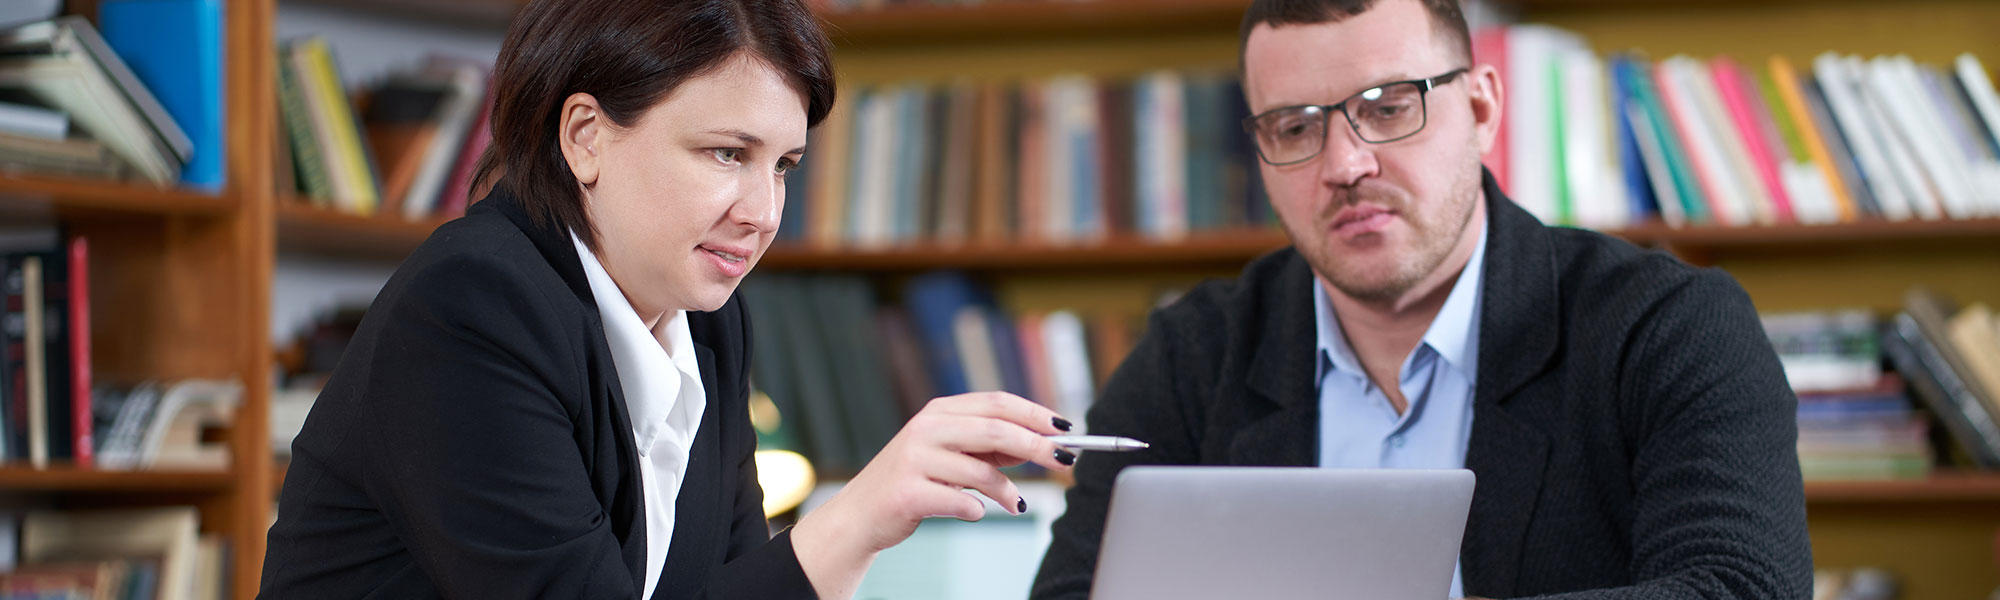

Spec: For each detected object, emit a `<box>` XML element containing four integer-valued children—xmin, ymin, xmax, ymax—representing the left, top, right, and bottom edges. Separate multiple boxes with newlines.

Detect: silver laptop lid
<box><xmin>1091</xmin><ymin>466</ymin><xmax>1474</xmax><ymax>600</ymax></box>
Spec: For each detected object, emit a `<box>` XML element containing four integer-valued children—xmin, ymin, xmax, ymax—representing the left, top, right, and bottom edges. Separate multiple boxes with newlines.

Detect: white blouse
<box><xmin>571</xmin><ymin>232</ymin><xmax>707</xmax><ymax>600</ymax></box>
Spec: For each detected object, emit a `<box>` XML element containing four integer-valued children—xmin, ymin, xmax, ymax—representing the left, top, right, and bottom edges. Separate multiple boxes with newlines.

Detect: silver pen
<box><xmin>1045</xmin><ymin>434</ymin><xmax>1150</xmax><ymax>452</ymax></box>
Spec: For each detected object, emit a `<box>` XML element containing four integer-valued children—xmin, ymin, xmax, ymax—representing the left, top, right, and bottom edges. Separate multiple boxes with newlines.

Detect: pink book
<box><xmin>1652</xmin><ymin>64</ymin><xmax>1732</xmax><ymax>223</ymax></box>
<box><xmin>1471</xmin><ymin>27</ymin><xmax>1510</xmax><ymax>191</ymax></box>
<box><xmin>1710</xmin><ymin>57</ymin><xmax>1795</xmax><ymax>222</ymax></box>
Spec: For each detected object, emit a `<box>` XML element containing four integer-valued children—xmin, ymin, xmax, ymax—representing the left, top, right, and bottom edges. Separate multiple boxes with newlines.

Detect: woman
<box><xmin>258</xmin><ymin>0</ymin><xmax>1074</xmax><ymax>597</ymax></box>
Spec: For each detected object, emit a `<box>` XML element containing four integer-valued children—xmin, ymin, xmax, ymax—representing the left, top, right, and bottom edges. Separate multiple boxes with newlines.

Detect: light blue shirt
<box><xmin>1313</xmin><ymin>216</ymin><xmax>1486</xmax><ymax>598</ymax></box>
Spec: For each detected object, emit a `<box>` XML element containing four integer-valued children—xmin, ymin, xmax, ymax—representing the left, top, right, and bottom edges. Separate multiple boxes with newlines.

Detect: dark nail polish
<box><xmin>1017</xmin><ymin>497</ymin><xmax>1028</xmax><ymax>513</ymax></box>
<box><xmin>1052</xmin><ymin>417</ymin><xmax>1073</xmax><ymax>432</ymax></box>
<box><xmin>1055</xmin><ymin>448</ymin><xmax>1076</xmax><ymax>466</ymax></box>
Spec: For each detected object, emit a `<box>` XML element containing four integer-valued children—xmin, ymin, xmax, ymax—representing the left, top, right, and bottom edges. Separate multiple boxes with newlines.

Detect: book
<box><xmin>0</xmin><ymin>18</ymin><xmax>184</xmax><ymax>183</ymax></box>
<box><xmin>0</xmin><ymin>98</ymin><xmax>64</xmax><ymax>139</ymax></box>
<box><xmin>1767</xmin><ymin>55</ymin><xmax>1859</xmax><ymax>222</ymax></box>
<box><xmin>399</xmin><ymin>60</ymin><xmax>488</xmax><ymax>220</ymax></box>
<box><xmin>21</xmin><ymin>507</ymin><xmax>199</xmax><ymax>600</ymax></box>
<box><xmin>98</xmin><ymin>0</ymin><xmax>224</xmax><ymax>190</ymax></box>
<box><xmin>0</xmin><ymin>16</ymin><xmax>190</xmax><ymax>159</ymax></box>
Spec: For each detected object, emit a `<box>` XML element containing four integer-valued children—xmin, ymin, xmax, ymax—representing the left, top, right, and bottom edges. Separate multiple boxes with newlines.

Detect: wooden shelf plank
<box><xmin>1804</xmin><ymin>472</ymin><xmax>2000</xmax><ymax>503</ymax></box>
<box><xmin>0</xmin><ymin>173</ymin><xmax>234</xmax><ymax>218</ymax></box>
<box><xmin>760</xmin><ymin>228</ymin><xmax>1292</xmax><ymax>270</ymax></box>
<box><xmin>0</xmin><ymin>466</ymin><xmax>234</xmax><ymax>492</ymax></box>
<box><xmin>1613</xmin><ymin>217</ymin><xmax>2000</xmax><ymax>248</ymax></box>
<box><xmin>820</xmin><ymin>0</ymin><xmax>1250</xmax><ymax>45</ymax></box>
<box><xmin>276</xmin><ymin>201</ymin><xmax>449</xmax><ymax>260</ymax></box>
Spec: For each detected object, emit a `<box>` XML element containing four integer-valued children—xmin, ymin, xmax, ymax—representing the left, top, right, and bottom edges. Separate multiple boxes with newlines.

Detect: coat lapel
<box><xmin>1461</xmin><ymin>170</ymin><xmax>1558</xmax><ymax>597</ymax></box>
<box><xmin>484</xmin><ymin>187</ymin><xmax>650</xmax><ymax>593</ymax></box>
<box><xmin>1234</xmin><ymin>253</ymin><xmax>1320</xmax><ymax>468</ymax></box>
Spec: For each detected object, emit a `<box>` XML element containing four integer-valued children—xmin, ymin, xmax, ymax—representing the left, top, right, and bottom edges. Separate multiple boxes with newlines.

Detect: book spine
<box><xmin>66</xmin><ymin>239</ymin><xmax>89</xmax><ymax>469</ymax></box>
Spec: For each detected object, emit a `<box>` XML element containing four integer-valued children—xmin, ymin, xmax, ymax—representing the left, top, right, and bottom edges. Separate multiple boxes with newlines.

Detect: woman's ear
<box><xmin>558</xmin><ymin>92</ymin><xmax>605</xmax><ymax>185</ymax></box>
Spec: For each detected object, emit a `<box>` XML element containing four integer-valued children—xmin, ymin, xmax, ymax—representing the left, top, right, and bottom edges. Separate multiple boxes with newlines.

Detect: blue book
<box><xmin>902</xmin><ymin>271</ymin><xmax>993</xmax><ymax>397</ymax></box>
<box><xmin>99</xmin><ymin>0</ymin><xmax>223</xmax><ymax>190</ymax></box>
<box><xmin>1608</xmin><ymin>56</ymin><xmax>1660</xmax><ymax>222</ymax></box>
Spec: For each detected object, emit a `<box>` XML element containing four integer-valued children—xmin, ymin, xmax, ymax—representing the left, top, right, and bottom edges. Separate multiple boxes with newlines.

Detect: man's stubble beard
<box><xmin>1293</xmin><ymin>162</ymin><xmax>1482</xmax><ymax>305</ymax></box>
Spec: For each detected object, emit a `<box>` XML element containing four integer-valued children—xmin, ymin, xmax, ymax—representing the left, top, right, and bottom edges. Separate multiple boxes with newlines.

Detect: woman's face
<box><xmin>563</xmin><ymin>52</ymin><xmax>807</xmax><ymax>318</ymax></box>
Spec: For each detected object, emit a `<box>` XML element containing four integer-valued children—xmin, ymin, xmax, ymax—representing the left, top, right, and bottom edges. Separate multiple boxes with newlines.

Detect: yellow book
<box><xmin>300</xmin><ymin>38</ymin><xmax>379</xmax><ymax>215</ymax></box>
<box><xmin>1767</xmin><ymin>55</ymin><xmax>1857</xmax><ymax>222</ymax></box>
<box><xmin>1947</xmin><ymin>304</ymin><xmax>2000</xmax><ymax>424</ymax></box>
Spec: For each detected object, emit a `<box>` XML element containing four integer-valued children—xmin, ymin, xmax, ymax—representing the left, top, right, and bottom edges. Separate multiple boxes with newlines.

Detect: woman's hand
<box><xmin>789</xmin><ymin>391</ymin><xmax>1075</xmax><ymax>600</ymax></box>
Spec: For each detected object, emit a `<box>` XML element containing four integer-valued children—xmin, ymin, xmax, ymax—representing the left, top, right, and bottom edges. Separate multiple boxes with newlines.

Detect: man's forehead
<box><xmin>1243</xmin><ymin>21</ymin><xmax>1440</xmax><ymax>111</ymax></box>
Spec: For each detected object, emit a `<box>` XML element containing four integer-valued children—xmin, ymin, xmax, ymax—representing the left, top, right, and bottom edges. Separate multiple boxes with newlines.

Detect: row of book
<box><xmin>740</xmin><ymin>272</ymin><xmax>1144</xmax><ymax>473</ymax></box>
<box><xmin>1483</xmin><ymin>25</ymin><xmax>2000</xmax><ymax>229</ymax></box>
<box><xmin>779</xmin><ymin>72</ymin><xmax>1272</xmax><ymax>248</ymax></box>
<box><xmin>1</xmin><ymin>229</ymin><xmax>241</xmax><ymax>470</ymax></box>
<box><xmin>0</xmin><ymin>8</ymin><xmax>218</xmax><ymax>188</ymax></box>
<box><xmin>277</xmin><ymin>38</ymin><xmax>494</xmax><ymax>222</ymax></box>
<box><xmin>0</xmin><ymin>507</ymin><xmax>229</xmax><ymax>600</ymax></box>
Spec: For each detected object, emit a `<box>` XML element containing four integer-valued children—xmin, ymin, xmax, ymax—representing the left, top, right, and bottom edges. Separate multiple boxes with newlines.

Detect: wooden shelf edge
<box><xmin>819</xmin><ymin>0</ymin><xmax>1249</xmax><ymax>45</ymax></box>
<box><xmin>0</xmin><ymin>466</ymin><xmax>235</xmax><ymax>492</ymax></box>
<box><xmin>0</xmin><ymin>173</ymin><xmax>233</xmax><ymax>217</ymax></box>
<box><xmin>276</xmin><ymin>201</ymin><xmax>450</xmax><ymax>260</ymax></box>
<box><xmin>760</xmin><ymin>228</ymin><xmax>1291</xmax><ymax>270</ymax></box>
<box><xmin>1804</xmin><ymin>472</ymin><xmax>2000</xmax><ymax>503</ymax></box>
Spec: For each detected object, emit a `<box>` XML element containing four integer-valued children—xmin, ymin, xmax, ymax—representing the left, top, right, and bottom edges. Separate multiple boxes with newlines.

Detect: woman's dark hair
<box><xmin>474</xmin><ymin>0</ymin><xmax>837</xmax><ymax>249</ymax></box>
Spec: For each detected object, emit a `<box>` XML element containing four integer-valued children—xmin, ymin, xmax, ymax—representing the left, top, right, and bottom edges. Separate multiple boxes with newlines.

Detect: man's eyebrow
<box><xmin>703</xmin><ymin>128</ymin><xmax>805</xmax><ymax>154</ymax></box>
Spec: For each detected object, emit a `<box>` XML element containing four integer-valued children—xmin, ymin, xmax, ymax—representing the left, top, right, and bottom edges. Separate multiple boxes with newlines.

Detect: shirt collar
<box><xmin>1314</xmin><ymin>212</ymin><xmax>1487</xmax><ymax>385</ymax></box>
<box><xmin>570</xmin><ymin>231</ymin><xmax>703</xmax><ymax>446</ymax></box>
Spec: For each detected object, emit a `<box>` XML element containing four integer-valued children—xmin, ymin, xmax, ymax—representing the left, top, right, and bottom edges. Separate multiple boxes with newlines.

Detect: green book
<box><xmin>276</xmin><ymin>48</ymin><xmax>332</xmax><ymax>202</ymax></box>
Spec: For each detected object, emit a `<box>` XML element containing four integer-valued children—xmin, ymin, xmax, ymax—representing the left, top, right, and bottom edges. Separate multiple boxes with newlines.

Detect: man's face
<box><xmin>1243</xmin><ymin>0</ymin><xmax>1497</xmax><ymax>304</ymax></box>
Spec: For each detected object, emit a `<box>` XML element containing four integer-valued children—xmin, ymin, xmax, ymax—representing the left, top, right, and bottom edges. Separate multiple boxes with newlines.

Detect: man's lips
<box><xmin>1330</xmin><ymin>205</ymin><xmax>1397</xmax><ymax>236</ymax></box>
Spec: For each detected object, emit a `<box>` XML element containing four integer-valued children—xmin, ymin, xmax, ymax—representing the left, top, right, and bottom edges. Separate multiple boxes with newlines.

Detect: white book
<box><xmin>22</xmin><ymin>256</ymin><xmax>46</xmax><ymax>469</ymax></box>
<box><xmin>0</xmin><ymin>99</ymin><xmax>65</xmax><ymax>140</ymax></box>
<box><xmin>953</xmin><ymin>307</ymin><xmax>1002</xmax><ymax>393</ymax></box>
<box><xmin>136</xmin><ymin>379</ymin><xmax>241</xmax><ymax>470</ymax></box>
<box><xmin>1676</xmin><ymin>57</ymin><xmax>1773</xmax><ymax>225</ymax></box>
<box><xmin>1137</xmin><ymin>71</ymin><xmax>1187</xmax><ymax>239</ymax></box>
<box><xmin>1505</xmin><ymin>25</ymin><xmax>1582</xmax><ymax>224</ymax></box>
<box><xmin>1957</xmin><ymin>54</ymin><xmax>2000</xmax><ymax>162</ymax></box>
<box><xmin>856</xmin><ymin>90</ymin><xmax>899</xmax><ymax>247</ymax></box>
<box><xmin>1656</xmin><ymin>57</ymin><xmax>1749</xmax><ymax>226</ymax></box>
<box><xmin>1847</xmin><ymin>55</ymin><xmax>1943</xmax><ymax>220</ymax></box>
<box><xmin>1625</xmin><ymin>102</ymin><xmax>1687</xmax><ymax>227</ymax></box>
<box><xmin>0</xmin><ymin>17</ymin><xmax>191</xmax><ymax>159</ymax></box>
<box><xmin>1559</xmin><ymin>49</ymin><xmax>1627</xmax><ymax>229</ymax></box>
<box><xmin>1813</xmin><ymin>53</ymin><xmax>1912</xmax><ymax>220</ymax></box>
<box><xmin>0</xmin><ymin>55</ymin><xmax>178</xmax><ymax>183</ymax></box>
<box><xmin>1041</xmin><ymin>311</ymin><xmax>1096</xmax><ymax>434</ymax></box>
<box><xmin>1043</xmin><ymin>77</ymin><xmax>1080</xmax><ymax>242</ymax></box>
<box><xmin>1871</xmin><ymin>57</ymin><xmax>1980</xmax><ymax>219</ymax></box>
<box><xmin>1916</xmin><ymin>64</ymin><xmax>2000</xmax><ymax>209</ymax></box>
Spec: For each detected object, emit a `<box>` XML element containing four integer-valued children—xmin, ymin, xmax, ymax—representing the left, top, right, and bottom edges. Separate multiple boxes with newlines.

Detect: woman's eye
<box><xmin>712</xmin><ymin>148</ymin><xmax>742</xmax><ymax>164</ymax></box>
<box><xmin>775</xmin><ymin>157</ymin><xmax>799</xmax><ymax>175</ymax></box>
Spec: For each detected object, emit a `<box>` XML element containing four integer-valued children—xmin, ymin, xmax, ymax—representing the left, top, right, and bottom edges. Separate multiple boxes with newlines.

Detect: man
<box><xmin>1028</xmin><ymin>0</ymin><xmax>1812</xmax><ymax>598</ymax></box>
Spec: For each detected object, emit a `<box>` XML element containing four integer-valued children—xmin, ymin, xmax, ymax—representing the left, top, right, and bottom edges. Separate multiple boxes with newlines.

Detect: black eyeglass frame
<box><xmin>1241</xmin><ymin>67</ymin><xmax>1470</xmax><ymax>166</ymax></box>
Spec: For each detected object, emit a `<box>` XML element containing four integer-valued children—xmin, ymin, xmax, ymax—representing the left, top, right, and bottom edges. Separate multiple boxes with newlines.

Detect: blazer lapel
<box><xmin>655</xmin><ymin>341</ymin><xmax>724</xmax><ymax>599</ymax></box>
<box><xmin>1234</xmin><ymin>253</ymin><xmax>1320</xmax><ymax>468</ymax></box>
<box><xmin>1461</xmin><ymin>170</ymin><xmax>1559</xmax><ymax>597</ymax></box>
<box><xmin>482</xmin><ymin>187</ymin><xmax>651</xmax><ymax>591</ymax></box>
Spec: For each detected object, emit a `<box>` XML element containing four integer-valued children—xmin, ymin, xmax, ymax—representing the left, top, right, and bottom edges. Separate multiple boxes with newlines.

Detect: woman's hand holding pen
<box><xmin>790</xmin><ymin>391</ymin><xmax>1075</xmax><ymax>600</ymax></box>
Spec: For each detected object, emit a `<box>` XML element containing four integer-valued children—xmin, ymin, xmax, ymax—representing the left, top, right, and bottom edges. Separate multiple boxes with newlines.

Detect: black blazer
<box><xmin>261</xmin><ymin>186</ymin><xmax>815</xmax><ymax>599</ymax></box>
<box><xmin>1031</xmin><ymin>171</ymin><xmax>1813</xmax><ymax>599</ymax></box>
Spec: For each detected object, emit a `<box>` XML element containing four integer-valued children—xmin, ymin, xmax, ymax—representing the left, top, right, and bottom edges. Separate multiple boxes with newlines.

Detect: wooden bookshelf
<box><xmin>1805</xmin><ymin>472</ymin><xmax>2000</xmax><ymax>504</ymax></box>
<box><xmin>0</xmin><ymin>173</ymin><xmax>234</xmax><ymax>218</ymax></box>
<box><xmin>0</xmin><ymin>467</ymin><xmax>234</xmax><ymax>493</ymax></box>
<box><xmin>276</xmin><ymin>201</ymin><xmax>449</xmax><ymax>259</ymax></box>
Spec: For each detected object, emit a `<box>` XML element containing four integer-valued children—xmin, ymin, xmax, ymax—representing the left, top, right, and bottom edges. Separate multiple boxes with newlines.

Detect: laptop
<box><xmin>1090</xmin><ymin>466</ymin><xmax>1475</xmax><ymax>600</ymax></box>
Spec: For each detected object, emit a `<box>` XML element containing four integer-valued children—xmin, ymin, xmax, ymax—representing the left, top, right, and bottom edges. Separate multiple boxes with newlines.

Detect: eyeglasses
<box><xmin>1242</xmin><ymin>68</ymin><xmax>1469</xmax><ymax>166</ymax></box>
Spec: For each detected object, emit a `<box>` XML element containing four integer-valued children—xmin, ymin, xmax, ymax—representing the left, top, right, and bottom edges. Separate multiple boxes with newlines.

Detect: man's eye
<box><xmin>712</xmin><ymin>148</ymin><xmax>742</xmax><ymax>164</ymax></box>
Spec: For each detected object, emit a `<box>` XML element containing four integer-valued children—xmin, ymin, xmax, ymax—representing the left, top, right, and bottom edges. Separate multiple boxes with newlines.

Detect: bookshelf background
<box><xmin>0</xmin><ymin>0</ymin><xmax>1994</xmax><ymax>598</ymax></box>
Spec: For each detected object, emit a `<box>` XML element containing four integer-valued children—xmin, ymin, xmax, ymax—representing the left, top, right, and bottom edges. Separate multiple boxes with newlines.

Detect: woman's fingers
<box><xmin>912</xmin><ymin>479</ymin><xmax>989</xmax><ymax>522</ymax></box>
<box><xmin>921</xmin><ymin>413</ymin><xmax>1072</xmax><ymax>472</ymax></box>
<box><xmin>925</xmin><ymin>391</ymin><xmax>1070</xmax><ymax>436</ymax></box>
<box><xmin>922</xmin><ymin>450</ymin><xmax>1023</xmax><ymax>516</ymax></box>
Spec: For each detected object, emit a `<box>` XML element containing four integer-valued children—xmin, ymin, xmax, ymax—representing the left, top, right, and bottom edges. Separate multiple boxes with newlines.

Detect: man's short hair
<box><xmin>1239</xmin><ymin>0</ymin><xmax>1472</xmax><ymax>68</ymax></box>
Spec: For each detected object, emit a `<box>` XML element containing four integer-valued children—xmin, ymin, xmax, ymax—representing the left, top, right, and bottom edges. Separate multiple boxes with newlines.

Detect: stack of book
<box><xmin>1478</xmin><ymin>25</ymin><xmax>2000</xmax><ymax>229</ymax></box>
<box><xmin>277</xmin><ymin>37</ymin><xmax>493</xmax><ymax>221</ymax></box>
<box><xmin>1765</xmin><ymin>310</ymin><xmax>1932</xmax><ymax>481</ymax></box>
<box><xmin>1882</xmin><ymin>289</ymin><xmax>2000</xmax><ymax>471</ymax></box>
<box><xmin>780</xmin><ymin>72</ymin><xmax>1270</xmax><ymax>249</ymax></box>
<box><xmin>0</xmin><ymin>507</ymin><xmax>228</xmax><ymax>599</ymax></box>
<box><xmin>740</xmin><ymin>271</ymin><xmax>1140</xmax><ymax>474</ymax></box>
<box><xmin>0</xmin><ymin>15</ymin><xmax>195</xmax><ymax>186</ymax></box>
<box><xmin>2</xmin><ymin>232</ymin><xmax>92</xmax><ymax>470</ymax></box>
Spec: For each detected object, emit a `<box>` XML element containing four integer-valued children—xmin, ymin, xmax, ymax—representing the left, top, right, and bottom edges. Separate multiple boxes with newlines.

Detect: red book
<box><xmin>66</xmin><ymin>238</ymin><xmax>90</xmax><ymax>469</ymax></box>
<box><xmin>436</xmin><ymin>81</ymin><xmax>497</xmax><ymax>219</ymax></box>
